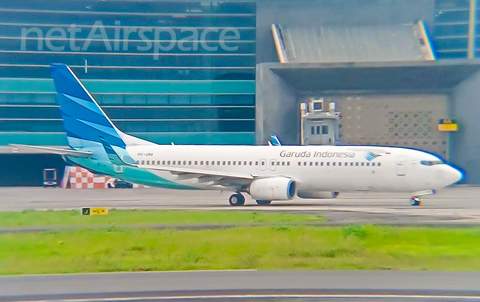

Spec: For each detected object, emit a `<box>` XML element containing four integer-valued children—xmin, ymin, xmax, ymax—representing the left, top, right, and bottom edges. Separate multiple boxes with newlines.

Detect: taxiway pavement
<box><xmin>2</xmin><ymin>270</ymin><xmax>480</xmax><ymax>301</ymax></box>
<box><xmin>0</xmin><ymin>186</ymin><xmax>480</xmax><ymax>225</ymax></box>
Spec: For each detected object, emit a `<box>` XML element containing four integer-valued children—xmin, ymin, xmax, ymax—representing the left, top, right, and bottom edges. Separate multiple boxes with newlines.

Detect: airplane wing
<box><xmin>10</xmin><ymin>144</ymin><xmax>93</xmax><ymax>157</ymax></box>
<box><xmin>145</xmin><ymin>165</ymin><xmax>254</xmax><ymax>180</ymax></box>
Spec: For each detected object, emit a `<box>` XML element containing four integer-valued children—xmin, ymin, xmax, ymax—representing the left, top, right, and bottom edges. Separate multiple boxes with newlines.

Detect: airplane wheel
<box><xmin>229</xmin><ymin>193</ymin><xmax>245</xmax><ymax>206</ymax></box>
<box><xmin>410</xmin><ymin>196</ymin><xmax>422</xmax><ymax>206</ymax></box>
<box><xmin>256</xmin><ymin>200</ymin><xmax>272</xmax><ymax>206</ymax></box>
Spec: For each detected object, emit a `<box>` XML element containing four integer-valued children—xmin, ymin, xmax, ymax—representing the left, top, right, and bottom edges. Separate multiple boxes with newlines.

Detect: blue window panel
<box><xmin>98</xmin><ymin>94</ymin><xmax>124</xmax><ymax>105</ymax></box>
<box><xmin>191</xmin><ymin>95</ymin><xmax>212</xmax><ymax>105</ymax></box>
<box><xmin>124</xmin><ymin>95</ymin><xmax>147</xmax><ymax>105</ymax></box>
<box><xmin>8</xmin><ymin>94</ymin><xmax>34</xmax><ymax>104</ymax></box>
<box><xmin>233</xmin><ymin>95</ymin><xmax>254</xmax><ymax>105</ymax></box>
<box><xmin>0</xmin><ymin>66</ymin><xmax>255</xmax><ymax>81</ymax></box>
<box><xmin>169</xmin><ymin>95</ymin><xmax>190</xmax><ymax>105</ymax></box>
<box><xmin>0</xmin><ymin>12</ymin><xmax>256</xmax><ymax>27</ymax></box>
<box><xmin>146</xmin><ymin>95</ymin><xmax>169</xmax><ymax>105</ymax></box>
<box><xmin>214</xmin><ymin>95</ymin><xmax>234</xmax><ymax>105</ymax></box>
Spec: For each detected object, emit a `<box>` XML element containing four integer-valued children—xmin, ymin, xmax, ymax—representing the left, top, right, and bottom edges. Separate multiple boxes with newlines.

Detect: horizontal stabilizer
<box><xmin>10</xmin><ymin>144</ymin><xmax>93</xmax><ymax>157</ymax></box>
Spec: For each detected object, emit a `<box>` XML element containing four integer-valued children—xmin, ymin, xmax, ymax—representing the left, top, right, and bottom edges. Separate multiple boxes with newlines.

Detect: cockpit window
<box><xmin>420</xmin><ymin>160</ymin><xmax>443</xmax><ymax>166</ymax></box>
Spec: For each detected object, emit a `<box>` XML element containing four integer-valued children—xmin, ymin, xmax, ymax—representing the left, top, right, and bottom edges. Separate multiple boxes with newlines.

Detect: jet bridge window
<box><xmin>322</xmin><ymin>126</ymin><xmax>329</xmax><ymax>134</ymax></box>
<box><xmin>316</xmin><ymin>126</ymin><xmax>321</xmax><ymax>135</ymax></box>
<box><xmin>311</xmin><ymin>126</ymin><xmax>315</xmax><ymax>135</ymax></box>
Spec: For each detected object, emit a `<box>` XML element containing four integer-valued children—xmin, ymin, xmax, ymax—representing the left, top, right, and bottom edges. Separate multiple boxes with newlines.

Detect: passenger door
<box><xmin>396</xmin><ymin>156</ymin><xmax>407</xmax><ymax>176</ymax></box>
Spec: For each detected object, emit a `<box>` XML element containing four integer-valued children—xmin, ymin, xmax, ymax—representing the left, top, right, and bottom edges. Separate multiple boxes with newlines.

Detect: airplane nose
<box><xmin>447</xmin><ymin>165</ymin><xmax>463</xmax><ymax>184</ymax></box>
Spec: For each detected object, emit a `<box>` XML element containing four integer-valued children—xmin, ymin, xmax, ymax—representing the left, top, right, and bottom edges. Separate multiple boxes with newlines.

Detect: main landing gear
<box><xmin>229</xmin><ymin>193</ymin><xmax>245</xmax><ymax>206</ymax></box>
<box><xmin>228</xmin><ymin>193</ymin><xmax>272</xmax><ymax>206</ymax></box>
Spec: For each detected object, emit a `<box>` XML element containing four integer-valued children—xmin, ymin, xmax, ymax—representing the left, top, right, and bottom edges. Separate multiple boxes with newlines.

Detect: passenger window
<box><xmin>327</xmin><ymin>162</ymin><xmax>330</xmax><ymax>166</ymax></box>
<box><xmin>287</xmin><ymin>162</ymin><xmax>290</xmax><ymax>166</ymax></box>
<box><xmin>146</xmin><ymin>161</ymin><xmax>150</xmax><ymax>165</ymax></box>
<box><xmin>188</xmin><ymin>161</ymin><xmax>191</xmax><ymax>165</ymax></box>
<box><xmin>333</xmin><ymin>162</ymin><xmax>336</xmax><ymax>166</ymax></box>
<box><xmin>345</xmin><ymin>162</ymin><xmax>348</xmax><ymax>166</ymax></box>
<box><xmin>282</xmin><ymin>162</ymin><xmax>285</xmax><ymax>166</ymax></box>
<box><xmin>339</xmin><ymin>162</ymin><xmax>342</xmax><ymax>166</ymax></box>
<box><xmin>228</xmin><ymin>161</ymin><xmax>231</xmax><ymax>165</ymax></box>
<box><xmin>238</xmin><ymin>161</ymin><xmax>241</xmax><ymax>166</ymax></box>
<box><xmin>366</xmin><ymin>162</ymin><xmax>370</xmax><ymax>166</ymax></box>
<box><xmin>321</xmin><ymin>162</ymin><xmax>324</xmax><ymax>166</ymax></box>
<box><xmin>361</xmin><ymin>162</ymin><xmax>364</xmax><ymax>166</ymax></box>
<box><xmin>255</xmin><ymin>161</ymin><xmax>258</xmax><ymax>165</ymax></box>
<box><xmin>218</xmin><ymin>161</ymin><xmax>221</xmax><ymax>165</ymax></box>
<box><xmin>315</xmin><ymin>162</ymin><xmax>318</xmax><ymax>166</ymax></box>
<box><xmin>233</xmin><ymin>161</ymin><xmax>236</xmax><ymax>165</ymax></box>
<box><xmin>162</xmin><ymin>161</ymin><xmax>165</xmax><ymax>165</ymax></box>
<box><xmin>182</xmin><ymin>161</ymin><xmax>185</xmax><ymax>165</ymax></box>
<box><xmin>378</xmin><ymin>163</ymin><xmax>382</xmax><ymax>167</ymax></box>
<box><xmin>194</xmin><ymin>161</ymin><xmax>197</xmax><ymax>165</ymax></box>
<box><xmin>298</xmin><ymin>162</ymin><xmax>301</xmax><ymax>166</ymax></box>
<box><xmin>355</xmin><ymin>162</ymin><xmax>359</xmax><ymax>166</ymax></box>
<box><xmin>167</xmin><ymin>161</ymin><xmax>170</xmax><ymax>165</ymax></box>
<box><xmin>310</xmin><ymin>162</ymin><xmax>313</xmax><ymax>166</ymax></box>
<box><xmin>211</xmin><ymin>161</ymin><xmax>214</xmax><ymax>165</ymax></box>
<box><xmin>304</xmin><ymin>162</ymin><xmax>307</xmax><ymax>166</ymax></box>
<box><xmin>141</xmin><ymin>160</ymin><xmax>145</xmax><ymax>165</ymax></box>
<box><xmin>223</xmin><ymin>161</ymin><xmax>226</xmax><ymax>165</ymax></box>
<box><xmin>350</xmin><ymin>162</ymin><xmax>353</xmax><ymax>166</ymax></box>
<box><xmin>249</xmin><ymin>161</ymin><xmax>252</xmax><ymax>165</ymax></box>
<box><xmin>244</xmin><ymin>161</ymin><xmax>247</xmax><ymax>165</ymax></box>
<box><xmin>206</xmin><ymin>161</ymin><xmax>209</xmax><ymax>165</ymax></box>
<box><xmin>173</xmin><ymin>161</ymin><xmax>176</xmax><ymax>165</ymax></box>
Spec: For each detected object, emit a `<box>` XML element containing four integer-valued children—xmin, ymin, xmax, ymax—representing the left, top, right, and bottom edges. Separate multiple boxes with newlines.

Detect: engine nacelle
<box><xmin>297</xmin><ymin>190</ymin><xmax>339</xmax><ymax>199</ymax></box>
<box><xmin>249</xmin><ymin>177</ymin><xmax>296</xmax><ymax>200</ymax></box>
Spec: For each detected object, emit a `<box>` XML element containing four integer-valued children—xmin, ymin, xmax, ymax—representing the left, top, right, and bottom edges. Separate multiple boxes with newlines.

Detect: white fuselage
<box><xmin>127</xmin><ymin>145</ymin><xmax>462</xmax><ymax>194</ymax></box>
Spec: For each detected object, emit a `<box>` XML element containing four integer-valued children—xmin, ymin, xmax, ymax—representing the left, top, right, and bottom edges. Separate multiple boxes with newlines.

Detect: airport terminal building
<box><xmin>2</xmin><ymin>0</ymin><xmax>480</xmax><ymax>185</ymax></box>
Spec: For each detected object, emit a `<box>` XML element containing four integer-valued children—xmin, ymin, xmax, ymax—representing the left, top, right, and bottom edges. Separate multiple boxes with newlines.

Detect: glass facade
<box><xmin>0</xmin><ymin>0</ymin><xmax>256</xmax><ymax>145</ymax></box>
<box><xmin>431</xmin><ymin>0</ymin><xmax>474</xmax><ymax>59</ymax></box>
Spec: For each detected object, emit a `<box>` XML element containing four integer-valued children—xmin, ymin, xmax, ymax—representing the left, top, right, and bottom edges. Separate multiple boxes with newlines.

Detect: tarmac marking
<box><xmin>12</xmin><ymin>294</ymin><xmax>480</xmax><ymax>301</ymax></box>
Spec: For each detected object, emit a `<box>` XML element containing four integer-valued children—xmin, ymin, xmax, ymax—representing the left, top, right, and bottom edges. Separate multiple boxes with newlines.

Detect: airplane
<box><xmin>12</xmin><ymin>64</ymin><xmax>463</xmax><ymax>207</ymax></box>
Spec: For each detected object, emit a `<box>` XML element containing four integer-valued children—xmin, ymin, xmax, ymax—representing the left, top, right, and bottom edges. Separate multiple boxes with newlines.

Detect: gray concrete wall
<box><xmin>451</xmin><ymin>71</ymin><xmax>480</xmax><ymax>184</ymax></box>
<box><xmin>256</xmin><ymin>64</ymin><xmax>298</xmax><ymax>145</ymax></box>
<box><xmin>256</xmin><ymin>0</ymin><xmax>435</xmax><ymax>63</ymax></box>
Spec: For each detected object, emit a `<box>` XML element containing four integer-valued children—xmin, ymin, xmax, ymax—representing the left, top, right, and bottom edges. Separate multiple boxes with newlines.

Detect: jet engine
<box><xmin>297</xmin><ymin>190</ymin><xmax>339</xmax><ymax>199</ymax></box>
<box><xmin>249</xmin><ymin>177</ymin><xmax>296</xmax><ymax>200</ymax></box>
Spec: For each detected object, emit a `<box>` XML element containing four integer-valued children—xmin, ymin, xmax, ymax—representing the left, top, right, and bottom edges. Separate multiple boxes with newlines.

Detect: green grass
<box><xmin>0</xmin><ymin>210</ymin><xmax>325</xmax><ymax>228</ymax></box>
<box><xmin>1</xmin><ymin>225</ymin><xmax>480</xmax><ymax>275</ymax></box>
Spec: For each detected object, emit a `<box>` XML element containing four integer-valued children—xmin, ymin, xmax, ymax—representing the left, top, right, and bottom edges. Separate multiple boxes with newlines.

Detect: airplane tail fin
<box><xmin>50</xmin><ymin>63</ymin><xmax>153</xmax><ymax>151</ymax></box>
<box><xmin>270</xmin><ymin>133</ymin><xmax>282</xmax><ymax>146</ymax></box>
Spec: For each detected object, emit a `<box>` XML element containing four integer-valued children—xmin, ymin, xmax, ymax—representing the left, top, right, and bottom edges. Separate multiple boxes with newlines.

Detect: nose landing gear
<box><xmin>410</xmin><ymin>196</ymin><xmax>422</xmax><ymax>206</ymax></box>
